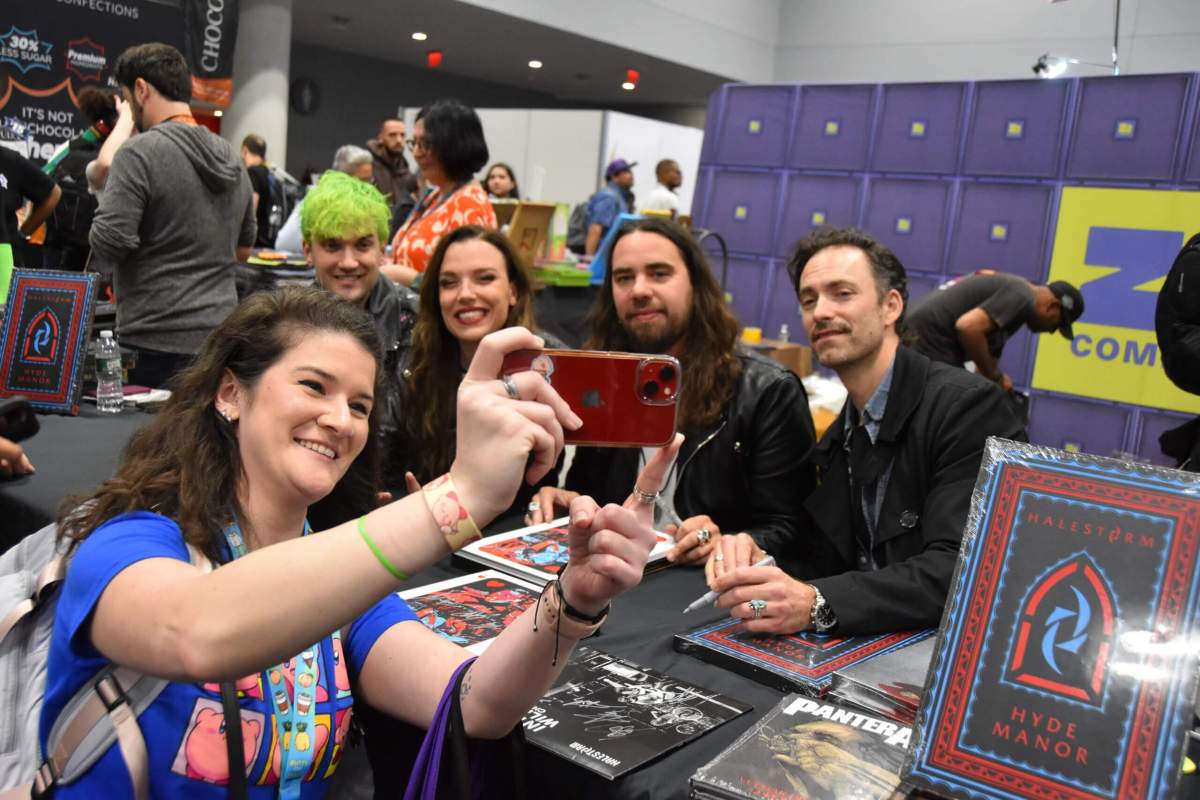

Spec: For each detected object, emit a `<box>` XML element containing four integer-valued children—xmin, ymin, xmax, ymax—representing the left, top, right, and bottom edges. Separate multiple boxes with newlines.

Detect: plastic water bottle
<box><xmin>96</xmin><ymin>330</ymin><xmax>123</xmax><ymax>413</ymax></box>
<box><xmin>778</xmin><ymin>323</ymin><xmax>790</xmax><ymax>343</ymax></box>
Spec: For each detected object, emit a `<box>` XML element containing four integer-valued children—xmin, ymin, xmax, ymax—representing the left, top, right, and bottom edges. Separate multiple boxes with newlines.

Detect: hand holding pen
<box><xmin>682</xmin><ymin>555</ymin><xmax>775</xmax><ymax>613</ymax></box>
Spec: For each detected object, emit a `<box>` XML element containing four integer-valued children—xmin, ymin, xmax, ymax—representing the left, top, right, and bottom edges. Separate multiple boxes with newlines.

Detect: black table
<box><xmin>395</xmin><ymin>557</ymin><xmax>790</xmax><ymax>800</ymax></box>
<box><xmin>0</xmin><ymin>406</ymin><xmax>149</xmax><ymax>552</ymax></box>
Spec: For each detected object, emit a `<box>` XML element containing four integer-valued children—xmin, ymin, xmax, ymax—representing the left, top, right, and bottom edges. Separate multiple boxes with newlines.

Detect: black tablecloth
<box><xmin>0</xmin><ymin>407</ymin><xmax>149</xmax><ymax>552</ymax></box>
<box><xmin>397</xmin><ymin>557</ymin><xmax>786</xmax><ymax>800</ymax></box>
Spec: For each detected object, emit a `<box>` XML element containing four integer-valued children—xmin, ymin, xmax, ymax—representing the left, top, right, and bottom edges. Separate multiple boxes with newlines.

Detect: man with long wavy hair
<box><xmin>530</xmin><ymin>217</ymin><xmax>816</xmax><ymax>567</ymax></box>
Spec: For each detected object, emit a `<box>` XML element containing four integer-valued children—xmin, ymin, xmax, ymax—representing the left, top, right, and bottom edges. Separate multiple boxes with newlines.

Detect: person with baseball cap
<box><xmin>905</xmin><ymin>269</ymin><xmax>1084</xmax><ymax>392</ymax></box>
<box><xmin>583</xmin><ymin>157</ymin><xmax>637</xmax><ymax>255</ymax></box>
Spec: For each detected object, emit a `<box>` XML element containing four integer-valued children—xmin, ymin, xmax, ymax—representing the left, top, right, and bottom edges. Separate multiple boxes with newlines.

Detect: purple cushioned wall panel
<box><xmin>700</xmin><ymin>170</ymin><xmax>781</xmax><ymax>256</ymax></box>
<box><xmin>789</xmin><ymin>84</ymin><xmax>877</xmax><ymax>171</ymax></box>
<box><xmin>962</xmin><ymin>80</ymin><xmax>1069</xmax><ymax>178</ymax></box>
<box><xmin>1026</xmin><ymin>394</ymin><xmax>1131</xmax><ymax>457</ymax></box>
<box><xmin>1135</xmin><ymin>409</ymin><xmax>1194</xmax><ymax>466</ymax></box>
<box><xmin>949</xmin><ymin>182</ymin><xmax>1053</xmax><ymax>281</ymax></box>
<box><xmin>1066</xmin><ymin>73</ymin><xmax>1190</xmax><ymax>181</ymax></box>
<box><xmin>905</xmin><ymin>271</ymin><xmax>944</xmax><ymax>309</ymax></box>
<box><xmin>714</xmin><ymin>254</ymin><xmax>770</xmax><ymax>328</ymax></box>
<box><xmin>761</xmin><ymin>260</ymin><xmax>804</xmax><ymax>344</ymax></box>
<box><xmin>871</xmin><ymin>83</ymin><xmax>966</xmax><ymax>174</ymax></box>
<box><xmin>862</xmin><ymin>178</ymin><xmax>952</xmax><ymax>272</ymax></box>
<box><xmin>774</xmin><ymin>174</ymin><xmax>864</xmax><ymax>258</ymax></box>
<box><xmin>714</xmin><ymin>86</ymin><xmax>794</xmax><ymax>167</ymax></box>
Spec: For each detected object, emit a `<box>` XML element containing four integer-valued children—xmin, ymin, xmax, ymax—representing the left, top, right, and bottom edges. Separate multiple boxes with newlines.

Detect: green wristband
<box><xmin>357</xmin><ymin>515</ymin><xmax>408</xmax><ymax>581</ymax></box>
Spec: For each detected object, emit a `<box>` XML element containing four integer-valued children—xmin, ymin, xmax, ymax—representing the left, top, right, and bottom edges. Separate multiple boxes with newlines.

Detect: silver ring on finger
<box><xmin>696</xmin><ymin>528</ymin><xmax>712</xmax><ymax>546</ymax></box>
<box><xmin>527</xmin><ymin>500</ymin><xmax>540</xmax><ymax>512</ymax></box>
<box><xmin>713</xmin><ymin>551</ymin><xmax>724</xmax><ymax>562</ymax></box>
<box><xmin>749</xmin><ymin>599</ymin><xmax>767</xmax><ymax>620</ymax></box>
<box><xmin>632</xmin><ymin>485</ymin><xmax>658</xmax><ymax>505</ymax></box>
<box><xmin>501</xmin><ymin>374</ymin><xmax>521</xmax><ymax>400</ymax></box>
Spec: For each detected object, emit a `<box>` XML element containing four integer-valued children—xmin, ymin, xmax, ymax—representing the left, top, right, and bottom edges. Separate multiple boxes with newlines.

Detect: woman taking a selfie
<box><xmin>40</xmin><ymin>286</ymin><xmax>676</xmax><ymax>797</ymax></box>
<box><xmin>391</xmin><ymin>224</ymin><xmax>565</xmax><ymax>524</ymax></box>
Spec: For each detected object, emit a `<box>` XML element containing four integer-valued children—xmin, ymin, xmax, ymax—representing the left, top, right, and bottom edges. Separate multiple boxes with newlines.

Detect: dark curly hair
<box><xmin>58</xmin><ymin>286</ymin><xmax>384</xmax><ymax>560</ymax></box>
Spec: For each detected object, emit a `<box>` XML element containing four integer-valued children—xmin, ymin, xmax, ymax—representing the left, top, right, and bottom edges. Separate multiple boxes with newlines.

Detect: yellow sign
<box><xmin>734</xmin><ymin>205</ymin><xmax>748</xmax><ymax>220</ymax></box>
<box><xmin>910</xmin><ymin>120</ymin><xmax>927</xmax><ymax>137</ymax></box>
<box><xmin>811</xmin><ymin>210</ymin><xmax>826</xmax><ymax>225</ymax></box>
<box><xmin>1031</xmin><ymin>186</ymin><xmax>1200</xmax><ymax>414</ymax></box>
<box><xmin>824</xmin><ymin>120</ymin><xmax>840</xmax><ymax>136</ymax></box>
<box><xmin>1006</xmin><ymin>120</ymin><xmax>1024</xmax><ymax>139</ymax></box>
<box><xmin>747</xmin><ymin>119</ymin><xmax>762</xmax><ymax>134</ymax></box>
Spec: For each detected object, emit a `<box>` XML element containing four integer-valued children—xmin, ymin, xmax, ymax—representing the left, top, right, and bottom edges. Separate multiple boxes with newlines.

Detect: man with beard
<box><xmin>88</xmin><ymin>42</ymin><xmax>255</xmax><ymax>387</ymax></box>
<box><xmin>707</xmin><ymin>227</ymin><xmax>1024</xmax><ymax>635</ymax></box>
<box><xmin>529</xmin><ymin>217</ymin><xmax>816</xmax><ymax>567</ymax></box>
<box><xmin>367</xmin><ymin>117</ymin><xmax>412</xmax><ymax>218</ymax></box>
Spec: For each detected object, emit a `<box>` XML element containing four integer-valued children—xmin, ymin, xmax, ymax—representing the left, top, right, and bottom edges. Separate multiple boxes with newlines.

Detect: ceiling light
<box><xmin>411</xmin><ymin>32</ymin><xmax>427</xmax><ymax>41</ymax></box>
<box><xmin>213</xmin><ymin>109</ymin><xmax>223</xmax><ymax>117</ymax></box>
<box><xmin>621</xmin><ymin>81</ymin><xmax>636</xmax><ymax>91</ymax></box>
<box><xmin>528</xmin><ymin>60</ymin><xmax>543</xmax><ymax>69</ymax></box>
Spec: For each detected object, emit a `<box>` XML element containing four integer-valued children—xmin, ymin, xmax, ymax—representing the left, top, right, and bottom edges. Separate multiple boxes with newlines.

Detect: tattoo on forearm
<box><xmin>460</xmin><ymin>665</ymin><xmax>474</xmax><ymax>700</ymax></box>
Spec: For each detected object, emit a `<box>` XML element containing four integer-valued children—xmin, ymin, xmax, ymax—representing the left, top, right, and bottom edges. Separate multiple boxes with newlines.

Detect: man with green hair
<box><xmin>302</xmin><ymin>170</ymin><xmax>418</xmax><ymax>483</ymax></box>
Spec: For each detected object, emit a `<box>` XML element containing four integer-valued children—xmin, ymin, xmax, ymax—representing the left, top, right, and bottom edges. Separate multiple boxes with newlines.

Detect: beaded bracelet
<box><xmin>422</xmin><ymin>473</ymin><xmax>483</xmax><ymax>551</ymax></box>
<box><xmin>356</xmin><ymin>515</ymin><xmax>408</xmax><ymax>581</ymax></box>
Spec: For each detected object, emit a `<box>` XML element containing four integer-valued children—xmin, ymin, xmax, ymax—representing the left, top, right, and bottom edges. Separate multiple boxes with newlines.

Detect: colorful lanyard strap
<box><xmin>223</xmin><ymin>518</ymin><xmax>321</xmax><ymax>800</ymax></box>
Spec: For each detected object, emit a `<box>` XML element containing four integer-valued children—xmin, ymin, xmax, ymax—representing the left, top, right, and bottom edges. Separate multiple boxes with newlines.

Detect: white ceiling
<box><xmin>290</xmin><ymin>0</ymin><xmax>732</xmax><ymax>107</ymax></box>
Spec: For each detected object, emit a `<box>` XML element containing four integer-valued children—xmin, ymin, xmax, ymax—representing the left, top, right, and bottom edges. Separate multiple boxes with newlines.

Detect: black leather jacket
<box><xmin>567</xmin><ymin>348</ymin><xmax>816</xmax><ymax>547</ymax></box>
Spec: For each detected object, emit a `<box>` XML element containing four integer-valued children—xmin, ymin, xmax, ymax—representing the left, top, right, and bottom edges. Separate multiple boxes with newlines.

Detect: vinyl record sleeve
<box><xmin>0</xmin><ymin>270</ymin><xmax>98</xmax><ymax>414</ymax></box>
<box><xmin>904</xmin><ymin>438</ymin><xmax>1200</xmax><ymax>800</ymax></box>
<box><xmin>690</xmin><ymin>693</ymin><xmax>911</xmax><ymax>800</ymax></box>
<box><xmin>830</xmin><ymin>635</ymin><xmax>936</xmax><ymax>722</ymax></box>
<box><xmin>398</xmin><ymin>570</ymin><xmax>541</xmax><ymax>654</ymax></box>
<box><xmin>521</xmin><ymin>646</ymin><xmax>752</xmax><ymax>780</ymax></box>
<box><xmin>456</xmin><ymin>517</ymin><xmax>673</xmax><ymax>585</ymax></box>
<box><xmin>675</xmin><ymin>618</ymin><xmax>934</xmax><ymax>698</ymax></box>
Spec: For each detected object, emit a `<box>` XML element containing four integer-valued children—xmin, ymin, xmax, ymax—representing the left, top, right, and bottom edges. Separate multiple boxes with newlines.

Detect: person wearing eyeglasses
<box><xmin>382</xmin><ymin>100</ymin><xmax>496</xmax><ymax>288</ymax></box>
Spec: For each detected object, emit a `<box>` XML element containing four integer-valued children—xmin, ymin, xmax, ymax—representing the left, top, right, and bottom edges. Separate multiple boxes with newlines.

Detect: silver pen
<box><xmin>681</xmin><ymin>555</ymin><xmax>775</xmax><ymax>614</ymax></box>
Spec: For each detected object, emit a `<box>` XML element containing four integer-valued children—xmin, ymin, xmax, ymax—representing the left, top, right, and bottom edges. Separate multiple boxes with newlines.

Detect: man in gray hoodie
<box><xmin>89</xmin><ymin>43</ymin><xmax>255</xmax><ymax>387</ymax></box>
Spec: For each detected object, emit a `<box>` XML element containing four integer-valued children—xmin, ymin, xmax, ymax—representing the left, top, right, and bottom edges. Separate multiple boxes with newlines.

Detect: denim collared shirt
<box><xmin>843</xmin><ymin>358</ymin><xmax>896</xmax><ymax>568</ymax></box>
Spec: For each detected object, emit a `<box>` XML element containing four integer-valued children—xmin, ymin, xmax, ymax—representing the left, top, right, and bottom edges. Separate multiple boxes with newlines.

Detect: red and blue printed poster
<box><xmin>905</xmin><ymin>438</ymin><xmax>1200</xmax><ymax>800</ymax></box>
<box><xmin>0</xmin><ymin>269</ymin><xmax>97</xmax><ymax>414</ymax></box>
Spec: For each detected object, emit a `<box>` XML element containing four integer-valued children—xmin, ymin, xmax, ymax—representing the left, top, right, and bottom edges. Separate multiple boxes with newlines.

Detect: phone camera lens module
<box><xmin>659</xmin><ymin>365</ymin><xmax>675</xmax><ymax>382</ymax></box>
<box><xmin>642</xmin><ymin>380</ymin><xmax>660</xmax><ymax>399</ymax></box>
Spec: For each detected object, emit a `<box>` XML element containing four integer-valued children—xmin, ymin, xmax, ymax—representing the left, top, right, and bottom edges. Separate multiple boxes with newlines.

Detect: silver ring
<box><xmin>501</xmin><ymin>374</ymin><xmax>521</xmax><ymax>400</ymax></box>
<box><xmin>528</xmin><ymin>501</ymin><xmax>540</xmax><ymax>512</ymax></box>
<box><xmin>713</xmin><ymin>551</ymin><xmax>724</xmax><ymax>562</ymax></box>
<box><xmin>749</xmin><ymin>599</ymin><xmax>767</xmax><ymax>620</ymax></box>
<box><xmin>632</xmin><ymin>485</ymin><xmax>658</xmax><ymax>505</ymax></box>
<box><xmin>696</xmin><ymin>528</ymin><xmax>712</xmax><ymax>545</ymax></box>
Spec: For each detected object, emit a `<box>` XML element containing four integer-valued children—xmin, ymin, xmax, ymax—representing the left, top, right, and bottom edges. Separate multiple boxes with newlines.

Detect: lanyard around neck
<box><xmin>222</xmin><ymin>518</ymin><xmax>320</xmax><ymax>798</ymax></box>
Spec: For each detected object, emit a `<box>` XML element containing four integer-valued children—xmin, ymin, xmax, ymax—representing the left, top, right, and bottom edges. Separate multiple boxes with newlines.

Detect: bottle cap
<box><xmin>100</xmin><ymin>330</ymin><xmax>113</xmax><ymax>338</ymax></box>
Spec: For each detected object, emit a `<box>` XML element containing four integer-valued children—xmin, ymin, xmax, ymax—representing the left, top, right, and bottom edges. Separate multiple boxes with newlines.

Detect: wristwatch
<box><xmin>809</xmin><ymin>586</ymin><xmax>838</xmax><ymax>633</ymax></box>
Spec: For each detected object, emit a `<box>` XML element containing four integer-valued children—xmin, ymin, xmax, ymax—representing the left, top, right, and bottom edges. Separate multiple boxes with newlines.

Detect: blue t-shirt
<box><xmin>39</xmin><ymin>511</ymin><xmax>419</xmax><ymax>798</ymax></box>
<box><xmin>585</xmin><ymin>183</ymin><xmax>630</xmax><ymax>232</ymax></box>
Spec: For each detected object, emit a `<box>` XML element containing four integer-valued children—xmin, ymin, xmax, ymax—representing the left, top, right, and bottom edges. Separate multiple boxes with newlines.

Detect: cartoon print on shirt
<box><xmin>201</xmin><ymin>673</ymin><xmax>262</xmax><ymax>700</ymax></box>
<box><xmin>170</xmin><ymin>698</ymin><xmax>265</xmax><ymax>784</ymax></box>
<box><xmin>323</xmin><ymin>707</ymin><xmax>355</xmax><ymax>778</ymax></box>
<box><xmin>257</xmin><ymin>713</ymin><xmax>331</xmax><ymax>784</ymax></box>
<box><xmin>331</xmin><ymin>631</ymin><xmax>352</xmax><ymax>699</ymax></box>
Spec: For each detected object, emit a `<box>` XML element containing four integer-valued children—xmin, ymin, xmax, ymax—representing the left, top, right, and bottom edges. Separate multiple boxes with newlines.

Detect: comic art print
<box><xmin>458</xmin><ymin>518</ymin><xmax>673</xmax><ymax>585</ymax></box>
<box><xmin>906</xmin><ymin>439</ymin><xmax>1200</xmax><ymax>800</ymax></box>
<box><xmin>400</xmin><ymin>570</ymin><xmax>542</xmax><ymax>653</ymax></box>
<box><xmin>676</xmin><ymin>618</ymin><xmax>933</xmax><ymax>697</ymax></box>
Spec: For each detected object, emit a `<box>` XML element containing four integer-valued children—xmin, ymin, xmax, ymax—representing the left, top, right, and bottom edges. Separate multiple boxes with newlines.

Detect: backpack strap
<box><xmin>32</xmin><ymin>543</ymin><xmax>215</xmax><ymax>800</ymax></box>
<box><xmin>0</xmin><ymin>556</ymin><xmax>66</xmax><ymax>643</ymax></box>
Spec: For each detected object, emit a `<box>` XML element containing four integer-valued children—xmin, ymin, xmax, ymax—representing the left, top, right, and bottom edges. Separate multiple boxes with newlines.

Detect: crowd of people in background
<box><xmin>5</xmin><ymin>33</ymin><xmax>1199</xmax><ymax>800</ymax></box>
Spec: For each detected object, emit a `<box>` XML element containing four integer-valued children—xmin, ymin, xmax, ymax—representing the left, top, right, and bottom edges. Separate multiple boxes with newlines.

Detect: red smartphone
<box><xmin>501</xmin><ymin>349</ymin><xmax>680</xmax><ymax>447</ymax></box>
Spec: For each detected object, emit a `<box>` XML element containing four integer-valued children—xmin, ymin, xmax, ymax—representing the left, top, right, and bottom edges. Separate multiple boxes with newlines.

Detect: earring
<box><xmin>218</xmin><ymin>407</ymin><xmax>235</xmax><ymax>423</ymax></box>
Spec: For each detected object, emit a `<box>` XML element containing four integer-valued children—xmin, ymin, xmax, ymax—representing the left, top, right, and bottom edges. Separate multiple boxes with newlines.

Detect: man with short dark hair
<box><xmin>531</xmin><ymin>217</ymin><xmax>816</xmax><ymax>567</ymax></box>
<box><xmin>905</xmin><ymin>271</ymin><xmax>1084</xmax><ymax>392</ymax></box>
<box><xmin>643</xmin><ymin>158</ymin><xmax>682</xmax><ymax>217</ymax></box>
<box><xmin>367</xmin><ymin>117</ymin><xmax>411</xmax><ymax>214</ymax></box>
<box><xmin>583</xmin><ymin>158</ymin><xmax>636</xmax><ymax>256</ymax></box>
<box><xmin>708</xmin><ymin>227</ymin><xmax>1025</xmax><ymax>635</ymax></box>
<box><xmin>88</xmin><ymin>42</ymin><xmax>255</xmax><ymax>387</ymax></box>
<box><xmin>240</xmin><ymin>133</ymin><xmax>273</xmax><ymax>248</ymax></box>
